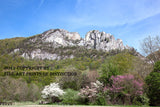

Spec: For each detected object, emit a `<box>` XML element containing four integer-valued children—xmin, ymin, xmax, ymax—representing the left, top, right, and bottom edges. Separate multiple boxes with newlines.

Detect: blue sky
<box><xmin>0</xmin><ymin>0</ymin><xmax>160</xmax><ymax>53</ymax></box>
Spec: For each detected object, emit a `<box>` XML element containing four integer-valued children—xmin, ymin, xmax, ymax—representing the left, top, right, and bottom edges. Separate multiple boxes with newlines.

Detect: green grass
<box><xmin>0</xmin><ymin>102</ymin><xmax>153</xmax><ymax>107</ymax></box>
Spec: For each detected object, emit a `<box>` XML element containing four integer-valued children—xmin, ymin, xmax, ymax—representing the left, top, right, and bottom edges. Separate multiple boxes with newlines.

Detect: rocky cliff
<box><xmin>85</xmin><ymin>30</ymin><xmax>129</xmax><ymax>51</ymax></box>
<box><xmin>11</xmin><ymin>29</ymin><xmax>131</xmax><ymax>60</ymax></box>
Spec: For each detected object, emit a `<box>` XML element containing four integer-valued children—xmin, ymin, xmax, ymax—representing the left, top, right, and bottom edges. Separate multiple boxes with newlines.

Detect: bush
<box><xmin>153</xmin><ymin>61</ymin><xmax>160</xmax><ymax>72</ymax></box>
<box><xmin>99</xmin><ymin>63</ymin><xmax>121</xmax><ymax>85</ymax></box>
<box><xmin>60</xmin><ymin>89</ymin><xmax>80</xmax><ymax>105</ymax></box>
<box><xmin>145</xmin><ymin>71</ymin><xmax>160</xmax><ymax>105</ymax></box>
<box><xmin>132</xmin><ymin>94</ymin><xmax>149</xmax><ymax>106</ymax></box>
<box><xmin>41</xmin><ymin>83</ymin><xmax>65</xmax><ymax>103</ymax></box>
<box><xmin>78</xmin><ymin>80</ymin><xmax>104</xmax><ymax>104</ymax></box>
<box><xmin>93</xmin><ymin>92</ymin><xmax>110</xmax><ymax>105</ymax></box>
<box><xmin>106</xmin><ymin>74</ymin><xmax>144</xmax><ymax>105</ymax></box>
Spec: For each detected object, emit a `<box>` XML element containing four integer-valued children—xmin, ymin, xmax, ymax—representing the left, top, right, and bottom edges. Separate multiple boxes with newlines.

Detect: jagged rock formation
<box><xmin>11</xmin><ymin>29</ymin><xmax>131</xmax><ymax>60</ymax></box>
<box><xmin>42</xmin><ymin>29</ymin><xmax>81</xmax><ymax>44</ymax></box>
<box><xmin>26</xmin><ymin>29</ymin><xmax>82</xmax><ymax>48</ymax></box>
<box><xmin>85</xmin><ymin>30</ymin><xmax>128</xmax><ymax>51</ymax></box>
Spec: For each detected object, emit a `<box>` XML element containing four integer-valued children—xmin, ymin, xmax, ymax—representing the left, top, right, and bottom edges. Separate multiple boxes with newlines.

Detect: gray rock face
<box><xmin>85</xmin><ymin>30</ymin><xmax>127</xmax><ymax>51</ymax></box>
<box><xmin>21</xmin><ymin>49</ymin><xmax>74</xmax><ymax>60</ymax></box>
<box><xmin>19</xmin><ymin>29</ymin><xmax>130</xmax><ymax>60</ymax></box>
<box><xmin>41</xmin><ymin>29</ymin><xmax>81</xmax><ymax>46</ymax></box>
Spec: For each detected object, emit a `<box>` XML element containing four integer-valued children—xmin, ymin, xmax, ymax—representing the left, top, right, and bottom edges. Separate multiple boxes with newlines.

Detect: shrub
<box><xmin>145</xmin><ymin>63</ymin><xmax>160</xmax><ymax>106</ymax></box>
<box><xmin>92</xmin><ymin>91</ymin><xmax>110</xmax><ymax>105</ymax></box>
<box><xmin>41</xmin><ymin>83</ymin><xmax>65</xmax><ymax>103</ymax></box>
<box><xmin>78</xmin><ymin>80</ymin><xmax>104</xmax><ymax>104</ymax></box>
<box><xmin>99</xmin><ymin>63</ymin><xmax>121</xmax><ymax>85</ymax></box>
<box><xmin>132</xmin><ymin>94</ymin><xmax>149</xmax><ymax>106</ymax></box>
<box><xmin>153</xmin><ymin>60</ymin><xmax>160</xmax><ymax>72</ymax></box>
<box><xmin>106</xmin><ymin>74</ymin><xmax>144</xmax><ymax>105</ymax></box>
<box><xmin>60</xmin><ymin>89</ymin><xmax>80</xmax><ymax>105</ymax></box>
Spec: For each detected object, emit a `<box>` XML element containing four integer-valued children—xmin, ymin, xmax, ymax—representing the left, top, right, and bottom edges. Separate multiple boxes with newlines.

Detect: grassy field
<box><xmin>0</xmin><ymin>102</ymin><xmax>151</xmax><ymax>107</ymax></box>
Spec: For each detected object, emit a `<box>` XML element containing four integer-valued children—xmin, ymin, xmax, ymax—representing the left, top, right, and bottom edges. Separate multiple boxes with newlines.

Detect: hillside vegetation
<box><xmin>0</xmin><ymin>34</ymin><xmax>159</xmax><ymax>106</ymax></box>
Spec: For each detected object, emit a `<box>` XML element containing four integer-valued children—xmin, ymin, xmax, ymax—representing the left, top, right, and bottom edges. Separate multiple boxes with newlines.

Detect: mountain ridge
<box><xmin>0</xmin><ymin>29</ymin><xmax>136</xmax><ymax>60</ymax></box>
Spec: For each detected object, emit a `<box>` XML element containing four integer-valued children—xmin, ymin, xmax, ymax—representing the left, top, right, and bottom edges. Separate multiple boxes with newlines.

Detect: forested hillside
<box><xmin>0</xmin><ymin>33</ymin><xmax>159</xmax><ymax>106</ymax></box>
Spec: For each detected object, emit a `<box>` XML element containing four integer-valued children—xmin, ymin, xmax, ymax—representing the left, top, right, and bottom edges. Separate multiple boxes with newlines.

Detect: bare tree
<box><xmin>141</xmin><ymin>36</ymin><xmax>160</xmax><ymax>64</ymax></box>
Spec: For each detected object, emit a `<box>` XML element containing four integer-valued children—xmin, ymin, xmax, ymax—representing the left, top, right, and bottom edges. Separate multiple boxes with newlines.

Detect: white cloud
<box><xmin>67</xmin><ymin>0</ymin><xmax>160</xmax><ymax>28</ymax></box>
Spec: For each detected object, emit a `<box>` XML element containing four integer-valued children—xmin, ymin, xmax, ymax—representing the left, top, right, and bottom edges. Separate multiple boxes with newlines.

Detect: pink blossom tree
<box><xmin>78</xmin><ymin>80</ymin><xmax>103</xmax><ymax>103</ymax></box>
<box><xmin>105</xmin><ymin>74</ymin><xmax>144</xmax><ymax>104</ymax></box>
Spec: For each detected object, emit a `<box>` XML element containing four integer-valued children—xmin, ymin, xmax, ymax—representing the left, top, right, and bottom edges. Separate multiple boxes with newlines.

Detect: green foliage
<box><xmin>153</xmin><ymin>60</ymin><xmax>160</xmax><ymax>72</ymax></box>
<box><xmin>145</xmin><ymin>61</ymin><xmax>160</xmax><ymax>106</ymax></box>
<box><xmin>0</xmin><ymin>36</ymin><xmax>149</xmax><ymax>105</ymax></box>
<box><xmin>93</xmin><ymin>92</ymin><xmax>108</xmax><ymax>105</ymax></box>
<box><xmin>99</xmin><ymin>63</ymin><xmax>121</xmax><ymax>85</ymax></box>
<box><xmin>60</xmin><ymin>89</ymin><xmax>80</xmax><ymax>105</ymax></box>
<box><xmin>99</xmin><ymin>53</ymin><xmax>136</xmax><ymax>85</ymax></box>
<box><xmin>62</xmin><ymin>81</ymin><xmax>78</xmax><ymax>90</ymax></box>
<box><xmin>133</xmin><ymin>94</ymin><xmax>149</xmax><ymax>106</ymax></box>
<box><xmin>109</xmin><ymin>53</ymin><xmax>135</xmax><ymax>72</ymax></box>
<box><xmin>57</xmin><ymin>66</ymin><xmax>83</xmax><ymax>90</ymax></box>
<box><xmin>22</xmin><ymin>71</ymin><xmax>57</xmax><ymax>86</ymax></box>
<box><xmin>0</xmin><ymin>37</ymin><xmax>25</xmax><ymax>54</ymax></box>
<box><xmin>145</xmin><ymin>72</ymin><xmax>160</xmax><ymax>106</ymax></box>
<box><xmin>89</xmin><ymin>60</ymin><xmax>101</xmax><ymax>70</ymax></box>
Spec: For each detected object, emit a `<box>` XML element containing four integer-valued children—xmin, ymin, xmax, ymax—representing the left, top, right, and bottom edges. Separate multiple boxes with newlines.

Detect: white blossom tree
<box><xmin>41</xmin><ymin>83</ymin><xmax>65</xmax><ymax>103</ymax></box>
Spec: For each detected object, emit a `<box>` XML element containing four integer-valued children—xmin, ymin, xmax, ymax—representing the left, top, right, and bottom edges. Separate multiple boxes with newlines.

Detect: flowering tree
<box><xmin>41</xmin><ymin>83</ymin><xmax>65</xmax><ymax>103</ymax></box>
<box><xmin>78</xmin><ymin>80</ymin><xmax>103</xmax><ymax>103</ymax></box>
<box><xmin>105</xmin><ymin>74</ymin><xmax>144</xmax><ymax>104</ymax></box>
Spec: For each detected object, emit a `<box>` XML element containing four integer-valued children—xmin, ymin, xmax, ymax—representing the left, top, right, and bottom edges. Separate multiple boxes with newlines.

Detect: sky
<box><xmin>0</xmin><ymin>0</ymin><xmax>160</xmax><ymax>53</ymax></box>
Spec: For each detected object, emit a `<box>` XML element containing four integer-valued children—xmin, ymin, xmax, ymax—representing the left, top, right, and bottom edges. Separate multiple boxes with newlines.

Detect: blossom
<box><xmin>78</xmin><ymin>81</ymin><xmax>103</xmax><ymax>102</ymax></box>
<box><xmin>41</xmin><ymin>83</ymin><xmax>65</xmax><ymax>99</ymax></box>
<box><xmin>109</xmin><ymin>74</ymin><xmax>144</xmax><ymax>96</ymax></box>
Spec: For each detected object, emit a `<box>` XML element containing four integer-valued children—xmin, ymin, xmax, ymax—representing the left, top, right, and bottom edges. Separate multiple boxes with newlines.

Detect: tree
<box><xmin>153</xmin><ymin>61</ymin><xmax>160</xmax><ymax>72</ymax></box>
<box><xmin>99</xmin><ymin>63</ymin><xmax>120</xmax><ymax>85</ymax></box>
<box><xmin>141</xmin><ymin>36</ymin><xmax>160</xmax><ymax>64</ymax></box>
<box><xmin>107</xmin><ymin>74</ymin><xmax>146</xmax><ymax>105</ymax></box>
<box><xmin>78</xmin><ymin>80</ymin><xmax>104</xmax><ymax>104</ymax></box>
<box><xmin>145</xmin><ymin>61</ymin><xmax>160</xmax><ymax>106</ymax></box>
<box><xmin>99</xmin><ymin>53</ymin><xmax>135</xmax><ymax>85</ymax></box>
<box><xmin>41</xmin><ymin>83</ymin><xmax>65</xmax><ymax>103</ymax></box>
<box><xmin>130</xmin><ymin>56</ymin><xmax>153</xmax><ymax>79</ymax></box>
